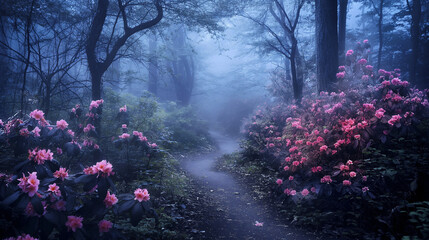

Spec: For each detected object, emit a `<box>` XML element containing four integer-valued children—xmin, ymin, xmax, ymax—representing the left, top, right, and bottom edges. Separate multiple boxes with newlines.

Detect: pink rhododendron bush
<box><xmin>0</xmin><ymin>100</ymin><xmax>158</xmax><ymax>239</ymax></box>
<box><xmin>242</xmin><ymin>42</ymin><xmax>429</xmax><ymax>238</ymax></box>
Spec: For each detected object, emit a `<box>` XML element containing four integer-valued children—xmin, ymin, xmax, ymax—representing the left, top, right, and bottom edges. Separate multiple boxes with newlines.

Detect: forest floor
<box><xmin>179</xmin><ymin>131</ymin><xmax>326</xmax><ymax>240</ymax></box>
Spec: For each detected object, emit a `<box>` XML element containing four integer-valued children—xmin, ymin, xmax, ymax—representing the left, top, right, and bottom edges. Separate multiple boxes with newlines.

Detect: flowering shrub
<box><xmin>0</xmin><ymin>100</ymin><xmax>156</xmax><ymax>239</ymax></box>
<box><xmin>242</xmin><ymin>40</ymin><xmax>429</xmax><ymax>237</ymax></box>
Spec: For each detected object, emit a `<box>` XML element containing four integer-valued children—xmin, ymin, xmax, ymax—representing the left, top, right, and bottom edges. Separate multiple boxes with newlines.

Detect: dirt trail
<box><xmin>183</xmin><ymin>131</ymin><xmax>320</xmax><ymax>240</ymax></box>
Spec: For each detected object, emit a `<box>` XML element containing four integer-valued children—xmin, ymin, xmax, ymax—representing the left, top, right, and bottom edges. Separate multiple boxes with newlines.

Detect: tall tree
<box><xmin>316</xmin><ymin>0</ymin><xmax>338</xmax><ymax>92</ymax></box>
<box><xmin>167</xmin><ymin>25</ymin><xmax>195</xmax><ymax>106</ymax></box>
<box><xmin>369</xmin><ymin>0</ymin><xmax>385</xmax><ymax>70</ymax></box>
<box><xmin>246</xmin><ymin>0</ymin><xmax>306</xmax><ymax>102</ymax></box>
<box><xmin>86</xmin><ymin>0</ymin><xmax>163</xmax><ymax>101</ymax></box>
<box><xmin>407</xmin><ymin>0</ymin><xmax>421</xmax><ymax>84</ymax></box>
<box><xmin>148</xmin><ymin>32</ymin><xmax>158</xmax><ymax>95</ymax></box>
<box><xmin>338</xmin><ymin>0</ymin><xmax>348</xmax><ymax>65</ymax></box>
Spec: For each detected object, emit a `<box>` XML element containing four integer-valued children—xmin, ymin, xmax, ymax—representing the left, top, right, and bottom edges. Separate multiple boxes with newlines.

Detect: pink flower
<box><xmin>276</xmin><ymin>179</ymin><xmax>283</xmax><ymax>185</ymax></box>
<box><xmin>56</xmin><ymin>119</ymin><xmax>69</xmax><ymax>130</ymax></box>
<box><xmin>340</xmin><ymin>164</ymin><xmax>349</xmax><ymax>171</ymax></box>
<box><xmin>366</xmin><ymin>65</ymin><xmax>373</xmax><ymax>71</ymax></box>
<box><xmin>89</xmin><ymin>100</ymin><xmax>103</xmax><ymax>110</ymax></box>
<box><xmin>346</xmin><ymin>49</ymin><xmax>354</xmax><ymax>56</ymax></box>
<box><xmin>388</xmin><ymin>114</ymin><xmax>402</xmax><ymax>126</ymax></box>
<box><xmin>336</xmin><ymin>72</ymin><xmax>345</xmax><ymax>79</ymax></box>
<box><xmin>134</xmin><ymin>188</ymin><xmax>150</xmax><ymax>202</ymax></box>
<box><xmin>83</xmin><ymin>166</ymin><xmax>98</xmax><ymax>175</ymax></box>
<box><xmin>67</xmin><ymin>129</ymin><xmax>75</xmax><ymax>136</ymax></box>
<box><xmin>283</xmin><ymin>166</ymin><xmax>290</xmax><ymax>171</ymax></box>
<box><xmin>83</xmin><ymin>124</ymin><xmax>95</xmax><ymax>133</ymax></box>
<box><xmin>338</xmin><ymin>66</ymin><xmax>346</xmax><ymax>71</ymax></box>
<box><xmin>119</xmin><ymin>133</ymin><xmax>130</xmax><ymax>139</ymax></box>
<box><xmin>255</xmin><ymin>221</ymin><xmax>264</xmax><ymax>227</ymax></box>
<box><xmin>363</xmin><ymin>103</ymin><xmax>375</xmax><ymax>111</ymax></box>
<box><xmin>95</xmin><ymin>160</ymin><xmax>113</xmax><ymax>176</ymax></box>
<box><xmin>391</xmin><ymin>78</ymin><xmax>402</xmax><ymax>85</ymax></box>
<box><xmin>29</xmin><ymin>109</ymin><xmax>45</xmax><ymax>120</ymax></box>
<box><xmin>48</xmin><ymin>183</ymin><xmax>61</xmax><ymax>196</ymax></box>
<box><xmin>28</xmin><ymin>148</ymin><xmax>53</xmax><ymax>165</ymax></box>
<box><xmin>311</xmin><ymin>187</ymin><xmax>316</xmax><ymax>193</ymax></box>
<box><xmin>362</xmin><ymin>75</ymin><xmax>369</xmax><ymax>81</ymax></box>
<box><xmin>290</xmin><ymin>190</ymin><xmax>297</xmax><ymax>196</ymax></box>
<box><xmin>285</xmin><ymin>157</ymin><xmax>291</xmax><ymax>162</ymax></box>
<box><xmin>7</xmin><ymin>234</ymin><xmax>38</xmax><ymax>240</ymax></box>
<box><xmin>375</xmin><ymin>108</ymin><xmax>386</xmax><ymax>119</ymax></box>
<box><xmin>343</xmin><ymin>180</ymin><xmax>352</xmax><ymax>186</ymax></box>
<box><xmin>20</xmin><ymin>128</ymin><xmax>30</xmax><ymax>137</ymax></box>
<box><xmin>301</xmin><ymin>189</ymin><xmax>309</xmax><ymax>197</ymax></box>
<box><xmin>56</xmin><ymin>147</ymin><xmax>63</xmax><ymax>155</ymax></box>
<box><xmin>362</xmin><ymin>176</ymin><xmax>368</xmax><ymax>181</ymax></box>
<box><xmin>320</xmin><ymin>145</ymin><xmax>328</xmax><ymax>152</ymax></box>
<box><xmin>381</xmin><ymin>80</ymin><xmax>391</xmax><ymax>87</ymax></box>
<box><xmin>320</xmin><ymin>175</ymin><xmax>332</xmax><ymax>184</ymax></box>
<box><xmin>32</xmin><ymin>127</ymin><xmax>41</xmax><ymax>137</ymax></box>
<box><xmin>119</xmin><ymin>105</ymin><xmax>127</xmax><ymax>112</ymax></box>
<box><xmin>122</xmin><ymin>124</ymin><xmax>127</xmax><ymax>129</ymax></box>
<box><xmin>65</xmin><ymin>216</ymin><xmax>83</xmax><ymax>232</ymax></box>
<box><xmin>362</xmin><ymin>186</ymin><xmax>369</xmax><ymax>192</ymax></box>
<box><xmin>358</xmin><ymin>59</ymin><xmax>367</xmax><ymax>65</ymax></box>
<box><xmin>104</xmin><ymin>191</ymin><xmax>118</xmax><ymax>208</ymax></box>
<box><xmin>289</xmin><ymin>146</ymin><xmax>298</xmax><ymax>153</ymax></box>
<box><xmin>53</xmin><ymin>167</ymin><xmax>69</xmax><ymax>180</ymax></box>
<box><xmin>292</xmin><ymin>161</ymin><xmax>300</xmax><ymax>167</ymax></box>
<box><xmin>98</xmin><ymin>220</ymin><xmax>113</xmax><ymax>234</ymax></box>
<box><xmin>349</xmin><ymin>171</ymin><xmax>357</xmax><ymax>178</ymax></box>
<box><xmin>346</xmin><ymin>160</ymin><xmax>353</xmax><ymax>165</ymax></box>
<box><xmin>288</xmin><ymin>176</ymin><xmax>294</xmax><ymax>181</ymax></box>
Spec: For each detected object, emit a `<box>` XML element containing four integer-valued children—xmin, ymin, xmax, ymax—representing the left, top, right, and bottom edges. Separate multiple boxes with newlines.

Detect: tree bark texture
<box><xmin>408</xmin><ymin>0</ymin><xmax>421</xmax><ymax>84</ymax></box>
<box><xmin>316</xmin><ymin>0</ymin><xmax>338</xmax><ymax>92</ymax></box>
<box><xmin>338</xmin><ymin>0</ymin><xmax>348</xmax><ymax>66</ymax></box>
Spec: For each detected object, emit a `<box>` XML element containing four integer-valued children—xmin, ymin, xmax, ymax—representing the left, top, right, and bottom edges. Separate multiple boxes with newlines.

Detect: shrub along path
<box><xmin>182</xmin><ymin>131</ymin><xmax>322</xmax><ymax>240</ymax></box>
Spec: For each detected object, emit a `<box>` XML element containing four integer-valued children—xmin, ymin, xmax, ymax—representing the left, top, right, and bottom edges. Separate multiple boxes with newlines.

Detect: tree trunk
<box><xmin>338</xmin><ymin>0</ymin><xmax>348</xmax><ymax>66</ymax></box>
<box><xmin>409</xmin><ymin>0</ymin><xmax>421</xmax><ymax>84</ymax></box>
<box><xmin>91</xmin><ymin>68</ymin><xmax>103</xmax><ymax>100</ymax></box>
<box><xmin>284</xmin><ymin>58</ymin><xmax>291</xmax><ymax>81</ymax></box>
<box><xmin>316</xmin><ymin>0</ymin><xmax>338</xmax><ymax>92</ymax></box>
<box><xmin>377</xmin><ymin>0</ymin><xmax>384</xmax><ymax>70</ymax></box>
<box><xmin>44</xmin><ymin>77</ymin><xmax>51</xmax><ymax>118</ymax></box>
<box><xmin>290</xmin><ymin>38</ymin><xmax>303</xmax><ymax>102</ymax></box>
<box><xmin>148</xmin><ymin>33</ymin><xmax>158</xmax><ymax>95</ymax></box>
<box><xmin>21</xmin><ymin>0</ymin><xmax>35</xmax><ymax>117</ymax></box>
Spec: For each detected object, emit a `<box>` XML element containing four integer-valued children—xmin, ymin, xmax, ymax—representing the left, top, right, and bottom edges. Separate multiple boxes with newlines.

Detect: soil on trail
<box><xmin>182</xmin><ymin>131</ymin><xmax>320</xmax><ymax>240</ymax></box>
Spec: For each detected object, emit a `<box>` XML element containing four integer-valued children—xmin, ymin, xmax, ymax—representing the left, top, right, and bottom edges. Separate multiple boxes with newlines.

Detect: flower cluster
<box><xmin>28</xmin><ymin>148</ymin><xmax>53</xmax><ymax>165</ymax></box>
<box><xmin>243</xmin><ymin>40</ymin><xmax>429</xmax><ymax>201</ymax></box>
<box><xmin>65</xmin><ymin>215</ymin><xmax>83</xmax><ymax>232</ymax></box>
<box><xmin>53</xmin><ymin>167</ymin><xmax>69</xmax><ymax>180</ymax></box>
<box><xmin>134</xmin><ymin>188</ymin><xmax>150</xmax><ymax>202</ymax></box>
<box><xmin>83</xmin><ymin>160</ymin><xmax>114</xmax><ymax>177</ymax></box>
<box><xmin>18</xmin><ymin>172</ymin><xmax>39</xmax><ymax>197</ymax></box>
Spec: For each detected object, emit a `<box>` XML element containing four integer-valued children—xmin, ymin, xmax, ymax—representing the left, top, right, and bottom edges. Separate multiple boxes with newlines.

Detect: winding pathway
<box><xmin>183</xmin><ymin>131</ymin><xmax>321</xmax><ymax>240</ymax></box>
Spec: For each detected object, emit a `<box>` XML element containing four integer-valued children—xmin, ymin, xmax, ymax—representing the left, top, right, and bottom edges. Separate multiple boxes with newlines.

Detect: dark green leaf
<box><xmin>130</xmin><ymin>202</ymin><xmax>143</xmax><ymax>226</ymax></box>
<box><xmin>1</xmin><ymin>191</ymin><xmax>21</xmax><ymax>206</ymax></box>
<box><xmin>31</xmin><ymin>196</ymin><xmax>44</xmax><ymax>215</ymax></box>
<box><xmin>118</xmin><ymin>199</ymin><xmax>136</xmax><ymax>214</ymax></box>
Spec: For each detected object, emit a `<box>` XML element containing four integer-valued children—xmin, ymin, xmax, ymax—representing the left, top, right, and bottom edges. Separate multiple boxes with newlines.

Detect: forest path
<box><xmin>182</xmin><ymin>131</ymin><xmax>319</xmax><ymax>240</ymax></box>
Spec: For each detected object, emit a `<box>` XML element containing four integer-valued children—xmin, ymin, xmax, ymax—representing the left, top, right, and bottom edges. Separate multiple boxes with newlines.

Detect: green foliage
<box><xmin>102</xmin><ymin>88</ymin><xmax>164</xmax><ymax>141</ymax></box>
<box><xmin>162</xmin><ymin>102</ymin><xmax>213</xmax><ymax>151</ymax></box>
